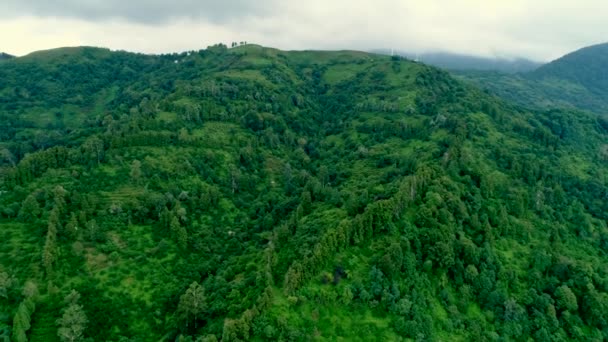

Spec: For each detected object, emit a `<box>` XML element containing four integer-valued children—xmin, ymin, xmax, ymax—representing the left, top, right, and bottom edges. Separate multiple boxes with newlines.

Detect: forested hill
<box><xmin>1</xmin><ymin>44</ymin><xmax>608</xmax><ymax>341</ymax></box>
<box><xmin>530</xmin><ymin>43</ymin><xmax>608</xmax><ymax>98</ymax></box>
<box><xmin>457</xmin><ymin>42</ymin><xmax>608</xmax><ymax>115</ymax></box>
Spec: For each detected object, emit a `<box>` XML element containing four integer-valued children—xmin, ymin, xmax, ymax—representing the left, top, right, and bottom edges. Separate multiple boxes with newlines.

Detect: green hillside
<box><xmin>1</xmin><ymin>44</ymin><xmax>607</xmax><ymax>341</ymax></box>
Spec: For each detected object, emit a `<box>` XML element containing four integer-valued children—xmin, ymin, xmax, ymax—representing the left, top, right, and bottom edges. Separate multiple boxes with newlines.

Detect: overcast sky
<box><xmin>2</xmin><ymin>0</ymin><xmax>607</xmax><ymax>61</ymax></box>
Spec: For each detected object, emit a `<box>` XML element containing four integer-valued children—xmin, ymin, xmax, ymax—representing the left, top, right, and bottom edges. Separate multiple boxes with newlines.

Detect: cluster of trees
<box><xmin>230</xmin><ymin>42</ymin><xmax>248</xmax><ymax>48</ymax></box>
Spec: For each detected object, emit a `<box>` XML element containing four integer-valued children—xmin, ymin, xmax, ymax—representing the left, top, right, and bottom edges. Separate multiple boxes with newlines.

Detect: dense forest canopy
<box><xmin>0</xmin><ymin>44</ymin><xmax>607</xmax><ymax>341</ymax></box>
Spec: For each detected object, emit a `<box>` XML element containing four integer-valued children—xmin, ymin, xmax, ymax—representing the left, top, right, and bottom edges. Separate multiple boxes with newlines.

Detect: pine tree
<box><xmin>12</xmin><ymin>282</ymin><xmax>37</xmax><ymax>342</ymax></box>
<box><xmin>12</xmin><ymin>302</ymin><xmax>31</xmax><ymax>342</ymax></box>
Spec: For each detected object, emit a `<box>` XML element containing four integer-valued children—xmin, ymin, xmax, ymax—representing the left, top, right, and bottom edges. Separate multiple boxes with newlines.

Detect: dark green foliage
<box><xmin>0</xmin><ymin>44</ymin><xmax>607</xmax><ymax>341</ymax></box>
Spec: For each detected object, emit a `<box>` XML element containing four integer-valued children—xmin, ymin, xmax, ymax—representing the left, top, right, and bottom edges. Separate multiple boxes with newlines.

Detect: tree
<box><xmin>379</xmin><ymin>243</ymin><xmax>403</xmax><ymax>278</ymax></box>
<box><xmin>318</xmin><ymin>165</ymin><xmax>329</xmax><ymax>188</ymax></box>
<box><xmin>139</xmin><ymin>97</ymin><xmax>157</xmax><ymax>118</ymax></box>
<box><xmin>53</xmin><ymin>185</ymin><xmax>67</xmax><ymax>213</ymax></box>
<box><xmin>230</xmin><ymin>167</ymin><xmax>240</xmax><ymax>194</ymax></box>
<box><xmin>170</xmin><ymin>215</ymin><xmax>181</xmax><ymax>236</ymax></box>
<box><xmin>178</xmin><ymin>128</ymin><xmax>190</xmax><ymax>143</ymax></box>
<box><xmin>178</xmin><ymin>282</ymin><xmax>206</xmax><ymax>329</ymax></box>
<box><xmin>12</xmin><ymin>302</ymin><xmax>31</xmax><ymax>342</ymax></box>
<box><xmin>85</xmin><ymin>220</ymin><xmax>102</xmax><ymax>242</ymax></box>
<box><xmin>82</xmin><ymin>136</ymin><xmax>104</xmax><ymax>165</ymax></box>
<box><xmin>48</xmin><ymin>207</ymin><xmax>61</xmax><ymax>228</ymax></box>
<box><xmin>42</xmin><ymin>235</ymin><xmax>56</xmax><ymax>276</ymax></box>
<box><xmin>555</xmin><ymin>285</ymin><xmax>578</xmax><ymax>312</ymax></box>
<box><xmin>300</xmin><ymin>191</ymin><xmax>312</xmax><ymax>215</ymax></box>
<box><xmin>18</xmin><ymin>194</ymin><xmax>40</xmax><ymax>222</ymax></box>
<box><xmin>0</xmin><ymin>272</ymin><xmax>13</xmax><ymax>299</ymax></box>
<box><xmin>22</xmin><ymin>281</ymin><xmax>39</xmax><ymax>299</ymax></box>
<box><xmin>394</xmin><ymin>298</ymin><xmax>413</xmax><ymax>316</ymax></box>
<box><xmin>65</xmin><ymin>213</ymin><xmax>79</xmax><ymax>238</ymax></box>
<box><xmin>12</xmin><ymin>282</ymin><xmax>38</xmax><ymax>342</ymax></box>
<box><xmin>341</xmin><ymin>286</ymin><xmax>354</xmax><ymax>304</ymax></box>
<box><xmin>130</xmin><ymin>160</ymin><xmax>142</xmax><ymax>184</ymax></box>
<box><xmin>177</xmin><ymin>226</ymin><xmax>188</xmax><ymax>249</ymax></box>
<box><xmin>57</xmin><ymin>290</ymin><xmax>88</xmax><ymax>342</ymax></box>
<box><xmin>222</xmin><ymin>319</ymin><xmax>238</xmax><ymax>342</ymax></box>
<box><xmin>43</xmin><ymin>220</ymin><xmax>58</xmax><ymax>277</ymax></box>
<box><xmin>0</xmin><ymin>147</ymin><xmax>15</xmax><ymax>166</ymax></box>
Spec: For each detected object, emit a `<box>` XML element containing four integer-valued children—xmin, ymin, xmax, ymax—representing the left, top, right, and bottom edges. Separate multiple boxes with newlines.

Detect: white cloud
<box><xmin>2</xmin><ymin>0</ymin><xmax>607</xmax><ymax>61</ymax></box>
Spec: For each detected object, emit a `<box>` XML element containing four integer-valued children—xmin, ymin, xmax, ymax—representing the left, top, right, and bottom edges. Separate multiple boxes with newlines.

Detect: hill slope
<box><xmin>0</xmin><ymin>45</ymin><xmax>607</xmax><ymax>341</ymax></box>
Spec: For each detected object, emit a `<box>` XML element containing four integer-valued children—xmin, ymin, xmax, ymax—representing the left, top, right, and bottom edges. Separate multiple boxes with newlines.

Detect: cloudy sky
<box><xmin>2</xmin><ymin>0</ymin><xmax>607</xmax><ymax>61</ymax></box>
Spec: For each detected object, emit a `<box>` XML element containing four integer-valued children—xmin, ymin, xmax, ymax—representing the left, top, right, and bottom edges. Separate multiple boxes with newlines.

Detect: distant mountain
<box><xmin>530</xmin><ymin>43</ymin><xmax>608</xmax><ymax>97</ymax></box>
<box><xmin>458</xmin><ymin>42</ymin><xmax>608</xmax><ymax>115</ymax></box>
<box><xmin>373</xmin><ymin>49</ymin><xmax>542</xmax><ymax>73</ymax></box>
<box><xmin>0</xmin><ymin>52</ymin><xmax>14</xmax><ymax>61</ymax></box>
<box><xmin>413</xmin><ymin>52</ymin><xmax>541</xmax><ymax>73</ymax></box>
